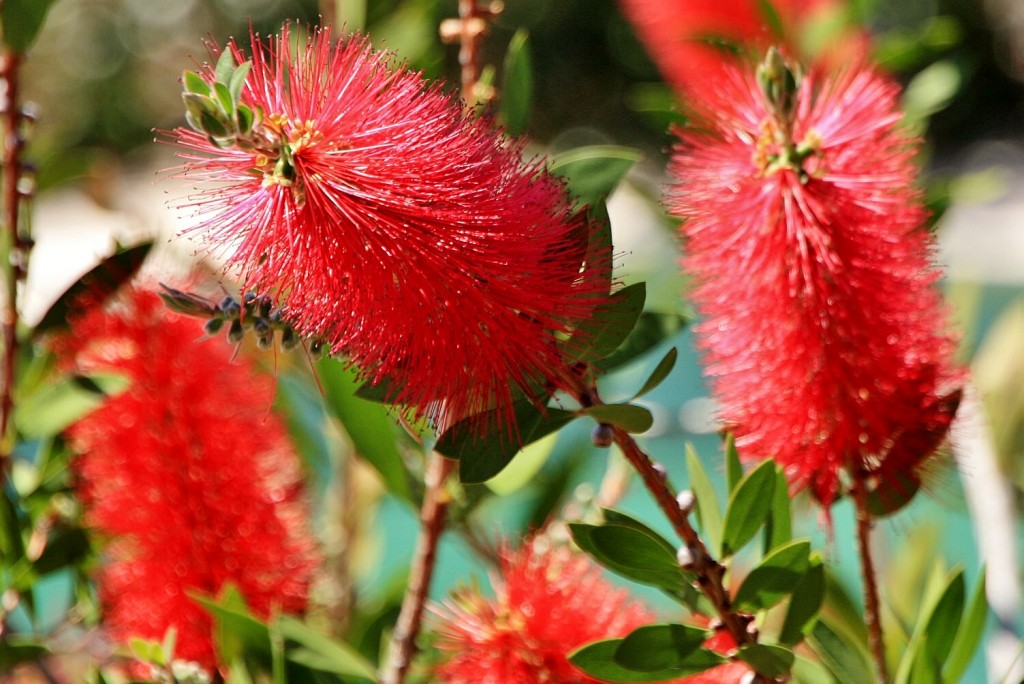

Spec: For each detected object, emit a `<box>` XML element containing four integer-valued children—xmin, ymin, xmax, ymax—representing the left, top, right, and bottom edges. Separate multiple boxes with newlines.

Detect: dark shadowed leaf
<box><xmin>575</xmin><ymin>282</ymin><xmax>646</xmax><ymax>364</ymax></box>
<box><xmin>597</xmin><ymin>311</ymin><xmax>688</xmax><ymax>371</ymax></box>
<box><xmin>436</xmin><ymin>398</ymin><xmax>576</xmax><ymax>484</ymax></box>
<box><xmin>764</xmin><ymin>466</ymin><xmax>792</xmax><ymax>553</ymax></box>
<box><xmin>549</xmin><ymin>145</ymin><xmax>642</xmax><ymax>207</ymax></box>
<box><xmin>1</xmin><ymin>0</ymin><xmax>57</xmax><ymax>52</ymax></box>
<box><xmin>33</xmin><ymin>242</ymin><xmax>153</xmax><ymax>336</ymax></box>
<box><xmin>32</xmin><ymin>528</ymin><xmax>90</xmax><ymax>576</ymax></box>
<box><xmin>500</xmin><ymin>30</ymin><xmax>533</xmax><ymax>135</ymax></box>
<box><xmin>0</xmin><ymin>640</ymin><xmax>50</xmax><ymax>670</ymax></box>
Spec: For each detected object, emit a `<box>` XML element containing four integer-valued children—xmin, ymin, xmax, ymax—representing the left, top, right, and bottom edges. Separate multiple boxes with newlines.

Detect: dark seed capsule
<box><xmin>257</xmin><ymin>332</ymin><xmax>273</xmax><ymax>351</ymax></box>
<box><xmin>591</xmin><ymin>423</ymin><xmax>614</xmax><ymax>448</ymax></box>
<box><xmin>204</xmin><ymin>318</ymin><xmax>225</xmax><ymax>336</ymax></box>
<box><xmin>253</xmin><ymin>318</ymin><xmax>270</xmax><ymax>336</ymax></box>
<box><xmin>310</xmin><ymin>339</ymin><xmax>325</xmax><ymax>356</ymax></box>
<box><xmin>281</xmin><ymin>327</ymin><xmax>300</xmax><ymax>350</ymax></box>
<box><xmin>220</xmin><ymin>296</ymin><xmax>241</xmax><ymax>319</ymax></box>
<box><xmin>227</xmin><ymin>318</ymin><xmax>244</xmax><ymax>343</ymax></box>
<box><xmin>256</xmin><ymin>294</ymin><xmax>273</xmax><ymax>318</ymax></box>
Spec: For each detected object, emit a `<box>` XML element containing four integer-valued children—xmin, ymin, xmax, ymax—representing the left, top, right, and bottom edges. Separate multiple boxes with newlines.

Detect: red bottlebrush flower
<box><xmin>59</xmin><ymin>287</ymin><xmax>320</xmax><ymax>672</ymax></box>
<box><xmin>168</xmin><ymin>26</ymin><xmax>607</xmax><ymax>435</ymax></box>
<box><xmin>431</xmin><ymin>540</ymin><xmax>656</xmax><ymax>683</ymax></box>
<box><xmin>668</xmin><ymin>53</ymin><xmax>961</xmax><ymax>507</ymax></box>
<box><xmin>618</xmin><ymin>0</ymin><xmax>851</xmax><ymax>98</ymax></box>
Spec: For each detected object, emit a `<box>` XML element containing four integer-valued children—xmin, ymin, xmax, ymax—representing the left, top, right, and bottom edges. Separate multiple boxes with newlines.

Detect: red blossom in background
<box><xmin>430</xmin><ymin>540</ymin><xmax>657</xmax><ymax>683</ymax></box>
<box><xmin>618</xmin><ymin>0</ymin><xmax>852</xmax><ymax>98</ymax></box>
<box><xmin>59</xmin><ymin>287</ymin><xmax>321</xmax><ymax>672</ymax></box>
<box><xmin>668</xmin><ymin>54</ymin><xmax>961</xmax><ymax>506</ymax></box>
<box><xmin>168</xmin><ymin>26</ymin><xmax>609</xmax><ymax>435</ymax></box>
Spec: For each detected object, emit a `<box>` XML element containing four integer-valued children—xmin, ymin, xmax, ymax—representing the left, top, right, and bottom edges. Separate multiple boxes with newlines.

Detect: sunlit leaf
<box><xmin>737</xmin><ymin>644</ymin><xmax>795</xmax><ymax>678</ymax></box>
<box><xmin>615</xmin><ymin>624</ymin><xmax>709</xmax><ymax>672</ymax></box>
<box><xmin>685</xmin><ymin>443</ymin><xmax>722</xmax><ymax>554</ymax></box>
<box><xmin>632</xmin><ymin>348</ymin><xmax>678</xmax><ymax>399</ymax></box>
<box><xmin>943</xmin><ymin>570</ymin><xmax>987</xmax><ymax>683</ymax></box>
<box><xmin>580</xmin><ymin>403</ymin><xmax>653</xmax><ymax>433</ymax></box>
<box><xmin>721</xmin><ymin>458</ymin><xmax>776</xmax><ymax>557</ymax></box>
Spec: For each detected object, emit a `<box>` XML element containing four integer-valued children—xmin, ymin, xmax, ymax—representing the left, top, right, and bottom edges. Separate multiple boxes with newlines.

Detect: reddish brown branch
<box><xmin>852</xmin><ymin>474</ymin><xmax>890</xmax><ymax>683</ymax></box>
<box><xmin>380</xmin><ymin>453</ymin><xmax>455</xmax><ymax>684</ymax></box>
<box><xmin>0</xmin><ymin>49</ymin><xmax>26</xmax><ymax>482</ymax></box>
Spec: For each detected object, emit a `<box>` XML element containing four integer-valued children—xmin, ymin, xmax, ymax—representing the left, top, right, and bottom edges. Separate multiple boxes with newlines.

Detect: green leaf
<box><xmin>549</xmin><ymin>145</ymin><xmax>642</xmax><ymax>207</ymax></box>
<box><xmin>0</xmin><ymin>487</ymin><xmax>25</xmax><ymax>561</ymax></box>
<box><xmin>720</xmin><ymin>458</ymin><xmax>776</xmax><ymax>557</ymax></box>
<box><xmin>575</xmin><ymin>282</ymin><xmax>646</xmax><ymax>363</ymax></box>
<box><xmin>632</xmin><ymin>348</ymin><xmax>678</xmax><ymax>399</ymax></box>
<box><xmin>792</xmin><ymin>654</ymin><xmax>836</xmax><ymax>684</ymax></box>
<box><xmin>583</xmin><ymin>201</ymin><xmax>614</xmax><ymax>294</ymax></box>
<box><xmin>779</xmin><ymin>557</ymin><xmax>826</xmax><ymax>646</ymax></box>
<box><xmin>277</xmin><ymin>616</ymin><xmax>377</xmax><ymax>679</ymax></box>
<box><xmin>214</xmin><ymin>81</ymin><xmax>235</xmax><ymax>118</ymax></box>
<box><xmin>316</xmin><ymin>360</ymin><xmax>411</xmax><ymax>503</ymax></box>
<box><xmin>569</xmin><ymin>521</ymin><xmax>694</xmax><ymax>604</ymax></box>
<box><xmin>183</xmin><ymin>70</ymin><xmax>211</xmax><ymax>96</ymax></box>
<box><xmin>755</xmin><ymin>0</ymin><xmax>785</xmax><ymax>38</ymax></box>
<box><xmin>866</xmin><ymin>472</ymin><xmax>921</xmax><ymax>517</ymax></box>
<box><xmin>436</xmin><ymin>398</ymin><xmax>576</xmax><ymax>484</ymax></box>
<box><xmin>684</xmin><ymin>443</ymin><xmax>723</xmax><ymax>554</ymax></box>
<box><xmin>194</xmin><ymin>587</ymin><xmax>272</xmax><ymax>668</ymax></box>
<box><xmin>943</xmin><ymin>570</ymin><xmax>987</xmax><ymax>683</ymax></box>
<box><xmin>597</xmin><ymin>312</ymin><xmax>688</xmax><ymax>372</ymax></box>
<box><xmin>737</xmin><ymin>644</ymin><xmax>795</xmax><ymax>678</ymax></box>
<box><xmin>237</xmin><ymin>105</ymin><xmax>255</xmax><ymax>135</ymax></box>
<box><xmin>570</xmin><ymin>639</ymin><xmax>720</xmax><ymax>682</ymax></box>
<box><xmin>228</xmin><ymin>61</ymin><xmax>252</xmax><ymax>104</ymax></box>
<box><xmin>0</xmin><ymin>639</ymin><xmax>50</xmax><ymax>669</ymax></box>
<box><xmin>15</xmin><ymin>373</ymin><xmax>127</xmax><ymax>438</ymax></box>
<box><xmin>1</xmin><ymin>0</ymin><xmax>57</xmax><ymax>52</ymax></box>
<box><xmin>733</xmin><ymin>540</ymin><xmax>811</xmax><ymax>613</ymax></box>
<box><xmin>725</xmin><ymin>433</ymin><xmax>743</xmax><ymax>492</ymax></box>
<box><xmin>898</xmin><ymin>569</ymin><xmax>965</xmax><ymax>684</ymax></box>
<box><xmin>764</xmin><ymin>466</ymin><xmax>792</xmax><ymax>553</ymax></box>
<box><xmin>500</xmin><ymin>29</ymin><xmax>532</xmax><ymax>135</ymax></box>
<box><xmin>615</xmin><ymin>624</ymin><xmax>710</xmax><ymax>672</ymax></box>
<box><xmin>580</xmin><ymin>403</ymin><xmax>653</xmax><ymax>434</ymax></box>
<box><xmin>215</xmin><ymin>48</ymin><xmax>236</xmax><ymax>85</ymax></box>
<box><xmin>32</xmin><ymin>527</ymin><xmax>90</xmax><ymax>576</ymax></box>
<box><xmin>33</xmin><ymin>242</ymin><xmax>153</xmax><ymax>336</ymax></box>
<box><xmin>808</xmin><ymin>619</ymin><xmax>874</xmax><ymax>684</ymax></box>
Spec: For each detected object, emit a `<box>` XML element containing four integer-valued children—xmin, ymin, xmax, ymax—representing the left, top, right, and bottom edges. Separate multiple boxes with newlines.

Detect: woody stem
<box><xmin>852</xmin><ymin>474</ymin><xmax>889</xmax><ymax>683</ymax></box>
<box><xmin>380</xmin><ymin>453</ymin><xmax>455</xmax><ymax>684</ymax></box>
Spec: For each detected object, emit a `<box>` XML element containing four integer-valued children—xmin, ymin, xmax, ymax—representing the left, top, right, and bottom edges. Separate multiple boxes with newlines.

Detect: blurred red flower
<box><xmin>619</xmin><ymin>0</ymin><xmax>853</xmax><ymax>98</ymax></box>
<box><xmin>668</xmin><ymin>55</ymin><xmax>960</xmax><ymax>506</ymax></box>
<box><xmin>60</xmin><ymin>287</ymin><xmax>320</xmax><ymax>672</ymax></box>
<box><xmin>431</xmin><ymin>540</ymin><xmax>656</xmax><ymax>683</ymax></box>
<box><xmin>169</xmin><ymin>26</ymin><xmax>607</xmax><ymax>435</ymax></box>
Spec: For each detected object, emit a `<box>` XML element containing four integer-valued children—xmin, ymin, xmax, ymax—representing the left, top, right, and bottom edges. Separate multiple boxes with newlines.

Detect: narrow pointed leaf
<box><xmin>725</xmin><ymin>433</ymin><xmax>743</xmax><ymax>492</ymax></box>
<box><xmin>597</xmin><ymin>311</ymin><xmax>688</xmax><ymax>371</ymax></box>
<box><xmin>809</xmin><ymin>620</ymin><xmax>874</xmax><ymax>684</ymax></box>
<box><xmin>764</xmin><ymin>466</ymin><xmax>792</xmax><ymax>553</ymax></box>
<box><xmin>228</xmin><ymin>61</ymin><xmax>252</xmax><ymax>103</ymax></box>
<box><xmin>943</xmin><ymin>570</ymin><xmax>987</xmax><ymax>683</ymax></box>
<box><xmin>576</xmin><ymin>282</ymin><xmax>646</xmax><ymax>363</ymax></box>
<box><xmin>215</xmin><ymin>48</ymin><xmax>236</xmax><ymax>85</ymax></box>
<box><xmin>33</xmin><ymin>242</ymin><xmax>152</xmax><ymax>336</ymax></box>
<box><xmin>779</xmin><ymin>556</ymin><xmax>826</xmax><ymax>645</ymax></box>
<box><xmin>685</xmin><ymin>443</ymin><xmax>723</xmax><ymax>554</ymax></box>
<box><xmin>721</xmin><ymin>458</ymin><xmax>776</xmax><ymax>557</ymax></box>
<box><xmin>632</xmin><ymin>347</ymin><xmax>678</xmax><ymax>399</ymax></box>
<box><xmin>183</xmin><ymin>70</ymin><xmax>212</xmax><ymax>96</ymax></box>
<box><xmin>277</xmin><ymin>616</ymin><xmax>376</xmax><ymax>679</ymax></box>
<box><xmin>500</xmin><ymin>29</ymin><xmax>533</xmax><ymax>135</ymax></box>
<box><xmin>316</xmin><ymin>359</ymin><xmax>411</xmax><ymax>503</ymax></box>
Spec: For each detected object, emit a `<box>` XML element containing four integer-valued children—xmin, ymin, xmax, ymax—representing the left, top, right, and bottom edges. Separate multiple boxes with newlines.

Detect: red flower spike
<box><xmin>618</xmin><ymin>0</ymin><xmax>856</xmax><ymax>99</ymax></box>
<box><xmin>431</xmin><ymin>540</ymin><xmax>656</xmax><ymax>683</ymax></box>
<box><xmin>59</xmin><ymin>288</ymin><xmax>321</xmax><ymax>673</ymax></box>
<box><xmin>168</xmin><ymin>26</ymin><xmax>609</xmax><ymax>436</ymax></box>
<box><xmin>668</xmin><ymin>55</ymin><xmax>962</xmax><ymax>507</ymax></box>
